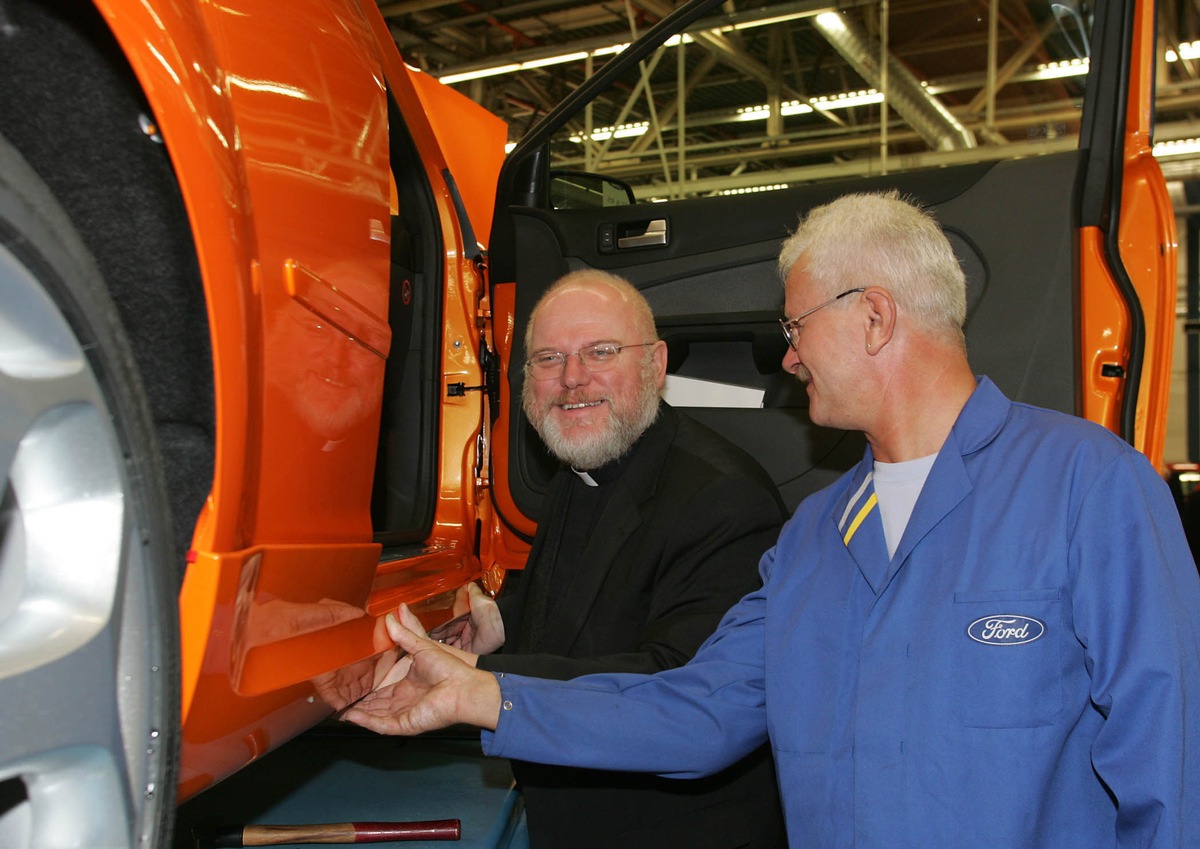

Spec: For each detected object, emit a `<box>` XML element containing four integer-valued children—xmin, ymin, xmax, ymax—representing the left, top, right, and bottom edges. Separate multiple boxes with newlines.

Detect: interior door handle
<box><xmin>617</xmin><ymin>218</ymin><xmax>668</xmax><ymax>249</ymax></box>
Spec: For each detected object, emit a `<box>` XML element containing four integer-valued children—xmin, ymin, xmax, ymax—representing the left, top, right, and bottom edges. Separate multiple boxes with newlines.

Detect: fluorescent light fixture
<box><xmin>735</xmin><ymin>106</ymin><xmax>772</xmax><ymax>121</ymax></box>
<box><xmin>592</xmin><ymin>43</ymin><xmax>630</xmax><ymax>57</ymax></box>
<box><xmin>1167</xmin><ymin>41</ymin><xmax>1200</xmax><ymax>62</ymax></box>
<box><xmin>718</xmin><ymin>183</ymin><xmax>790</xmax><ymax>195</ymax></box>
<box><xmin>815</xmin><ymin>11</ymin><xmax>847</xmax><ymax>33</ymax></box>
<box><xmin>437</xmin><ymin>43</ymin><xmax>632</xmax><ymax>84</ymax></box>
<box><xmin>439</xmin><ymin>64</ymin><xmax>520</xmax><ymax>84</ymax></box>
<box><xmin>610</xmin><ymin>122</ymin><xmax>649</xmax><ymax>139</ymax></box>
<box><xmin>811</xmin><ymin>89</ymin><xmax>884</xmax><ymax>109</ymax></box>
<box><xmin>1154</xmin><ymin>138</ymin><xmax>1200</xmax><ymax>158</ymax></box>
<box><xmin>735</xmin><ymin>99</ymin><xmax>814</xmax><ymax>121</ymax></box>
<box><xmin>522</xmin><ymin>51</ymin><xmax>589</xmax><ymax>69</ymax></box>
<box><xmin>725</xmin><ymin>11</ymin><xmax>816</xmax><ymax>32</ymax></box>
<box><xmin>435</xmin><ymin>8</ymin><xmax>810</xmax><ymax>87</ymax></box>
<box><xmin>1031</xmin><ymin>58</ymin><xmax>1089</xmax><ymax>80</ymax></box>
<box><xmin>568</xmin><ymin>122</ymin><xmax>649</xmax><ymax>143</ymax></box>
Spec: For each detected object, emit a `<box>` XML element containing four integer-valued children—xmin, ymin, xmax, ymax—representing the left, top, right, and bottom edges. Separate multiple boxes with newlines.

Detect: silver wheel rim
<box><xmin>0</xmin><ymin>237</ymin><xmax>168</xmax><ymax>847</ymax></box>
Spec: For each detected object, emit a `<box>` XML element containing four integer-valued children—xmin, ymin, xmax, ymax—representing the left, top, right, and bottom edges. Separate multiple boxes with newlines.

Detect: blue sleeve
<box><xmin>481</xmin><ymin>549</ymin><xmax>776</xmax><ymax>779</ymax></box>
<box><xmin>1071</xmin><ymin>451</ymin><xmax>1200</xmax><ymax>846</ymax></box>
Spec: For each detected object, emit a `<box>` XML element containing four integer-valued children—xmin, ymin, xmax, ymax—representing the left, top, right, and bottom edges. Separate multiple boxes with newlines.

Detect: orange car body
<box><xmin>89</xmin><ymin>0</ymin><xmax>514</xmax><ymax>798</ymax></box>
<box><xmin>1077</xmin><ymin>0</ymin><xmax>1177</xmax><ymax>467</ymax></box>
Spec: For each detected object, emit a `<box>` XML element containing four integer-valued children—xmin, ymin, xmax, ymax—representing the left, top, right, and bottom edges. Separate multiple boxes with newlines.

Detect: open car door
<box><xmin>483</xmin><ymin>0</ymin><xmax>1174</xmax><ymax>538</ymax></box>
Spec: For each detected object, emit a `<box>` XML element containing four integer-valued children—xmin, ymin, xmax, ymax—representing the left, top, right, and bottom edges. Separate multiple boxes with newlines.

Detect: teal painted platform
<box><xmin>174</xmin><ymin>728</ymin><xmax>528</xmax><ymax>849</ymax></box>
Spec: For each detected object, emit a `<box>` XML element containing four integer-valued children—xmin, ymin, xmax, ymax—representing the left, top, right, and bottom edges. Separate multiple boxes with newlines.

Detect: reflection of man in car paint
<box><xmin>238</xmin><ymin>594</ymin><xmax>400</xmax><ymax>711</ymax></box>
<box><xmin>267</xmin><ymin>303</ymin><xmax>384</xmax><ymax>446</ymax></box>
<box><xmin>378</xmin><ymin>270</ymin><xmax>787</xmax><ymax>849</ymax></box>
<box><xmin>346</xmin><ymin>193</ymin><xmax>1200</xmax><ymax>848</ymax></box>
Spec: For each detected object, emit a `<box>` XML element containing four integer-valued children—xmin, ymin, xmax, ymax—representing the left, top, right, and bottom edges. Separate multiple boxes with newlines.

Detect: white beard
<box><xmin>524</xmin><ymin>364</ymin><xmax>661</xmax><ymax>470</ymax></box>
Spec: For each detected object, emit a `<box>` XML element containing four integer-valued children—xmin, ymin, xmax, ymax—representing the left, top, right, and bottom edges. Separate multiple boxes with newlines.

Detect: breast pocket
<box><xmin>953</xmin><ymin>589</ymin><xmax>1064</xmax><ymax>728</ymax></box>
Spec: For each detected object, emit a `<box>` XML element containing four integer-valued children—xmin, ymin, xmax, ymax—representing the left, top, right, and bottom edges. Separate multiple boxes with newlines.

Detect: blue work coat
<box><xmin>484</xmin><ymin>378</ymin><xmax>1200</xmax><ymax>847</ymax></box>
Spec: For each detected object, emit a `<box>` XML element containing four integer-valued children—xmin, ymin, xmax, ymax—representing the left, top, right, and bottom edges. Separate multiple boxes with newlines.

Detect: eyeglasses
<box><xmin>524</xmin><ymin>342</ymin><xmax>656</xmax><ymax>380</ymax></box>
<box><xmin>779</xmin><ymin>288</ymin><xmax>865</xmax><ymax>350</ymax></box>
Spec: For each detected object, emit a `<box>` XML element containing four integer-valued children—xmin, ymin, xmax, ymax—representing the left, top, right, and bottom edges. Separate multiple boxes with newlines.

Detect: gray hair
<box><xmin>777</xmin><ymin>191</ymin><xmax>967</xmax><ymax>346</ymax></box>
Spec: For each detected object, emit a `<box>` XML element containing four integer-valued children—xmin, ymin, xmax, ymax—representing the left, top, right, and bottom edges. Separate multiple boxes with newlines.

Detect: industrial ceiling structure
<box><xmin>376</xmin><ymin>0</ymin><xmax>1200</xmax><ymax>197</ymax></box>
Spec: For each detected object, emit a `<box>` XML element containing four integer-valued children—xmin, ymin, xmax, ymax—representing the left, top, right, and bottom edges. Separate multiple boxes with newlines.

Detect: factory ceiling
<box><xmin>376</xmin><ymin>0</ymin><xmax>1200</xmax><ymax>196</ymax></box>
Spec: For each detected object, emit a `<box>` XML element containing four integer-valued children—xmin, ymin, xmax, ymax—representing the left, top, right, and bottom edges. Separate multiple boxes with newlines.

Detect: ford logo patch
<box><xmin>967</xmin><ymin>614</ymin><xmax>1045</xmax><ymax>646</ymax></box>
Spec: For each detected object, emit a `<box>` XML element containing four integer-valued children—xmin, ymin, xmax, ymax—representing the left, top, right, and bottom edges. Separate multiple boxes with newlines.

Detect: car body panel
<box><xmin>85</xmin><ymin>0</ymin><xmax>508</xmax><ymax>800</ymax></box>
<box><xmin>1078</xmin><ymin>0</ymin><xmax>1177</xmax><ymax>466</ymax></box>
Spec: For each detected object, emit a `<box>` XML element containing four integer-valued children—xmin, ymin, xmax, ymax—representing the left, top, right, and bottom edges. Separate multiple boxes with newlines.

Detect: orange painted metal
<box><xmin>1078</xmin><ymin>0</ymin><xmax>1177</xmax><ymax>467</ymax></box>
<box><xmin>406</xmin><ymin>67</ymin><xmax>507</xmax><ymax>247</ymax></box>
<box><xmin>90</xmin><ymin>0</ymin><xmax>510</xmax><ymax>801</ymax></box>
<box><xmin>177</xmin><ymin>545</ymin><xmax>384</xmax><ymax>796</ymax></box>
<box><xmin>1078</xmin><ymin>227</ymin><xmax>1128</xmax><ymax>437</ymax></box>
<box><xmin>1119</xmin><ymin>0</ymin><xmax>1177</xmax><ymax>467</ymax></box>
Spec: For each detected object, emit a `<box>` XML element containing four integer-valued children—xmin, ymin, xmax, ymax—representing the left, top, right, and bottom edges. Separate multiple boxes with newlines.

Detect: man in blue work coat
<box><xmin>345</xmin><ymin>191</ymin><xmax>1200</xmax><ymax>848</ymax></box>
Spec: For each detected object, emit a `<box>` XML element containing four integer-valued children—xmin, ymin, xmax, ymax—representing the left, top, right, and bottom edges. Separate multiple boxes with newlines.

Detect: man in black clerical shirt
<box><xmin>396</xmin><ymin>270</ymin><xmax>787</xmax><ymax>849</ymax></box>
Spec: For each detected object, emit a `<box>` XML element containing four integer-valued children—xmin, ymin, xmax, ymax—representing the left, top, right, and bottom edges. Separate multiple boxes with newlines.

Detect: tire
<box><xmin>0</xmin><ymin>128</ymin><xmax>178</xmax><ymax>847</ymax></box>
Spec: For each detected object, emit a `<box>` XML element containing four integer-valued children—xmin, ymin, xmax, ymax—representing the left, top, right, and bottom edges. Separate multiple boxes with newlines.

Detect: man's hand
<box><xmin>444</xmin><ymin>582</ymin><xmax>505</xmax><ymax>655</ymax></box>
<box><xmin>341</xmin><ymin>612</ymin><xmax>503</xmax><ymax>734</ymax></box>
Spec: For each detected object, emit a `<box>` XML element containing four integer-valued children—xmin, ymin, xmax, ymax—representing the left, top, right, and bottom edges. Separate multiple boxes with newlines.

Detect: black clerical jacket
<box><xmin>478</xmin><ymin>402</ymin><xmax>787</xmax><ymax>849</ymax></box>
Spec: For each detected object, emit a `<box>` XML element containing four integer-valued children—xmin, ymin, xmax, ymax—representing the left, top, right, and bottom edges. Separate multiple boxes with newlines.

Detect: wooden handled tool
<box><xmin>197</xmin><ymin>819</ymin><xmax>461</xmax><ymax>846</ymax></box>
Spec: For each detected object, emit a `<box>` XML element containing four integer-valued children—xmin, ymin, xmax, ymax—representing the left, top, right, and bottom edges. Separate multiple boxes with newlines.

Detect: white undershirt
<box><xmin>872</xmin><ymin>453</ymin><xmax>938</xmax><ymax>558</ymax></box>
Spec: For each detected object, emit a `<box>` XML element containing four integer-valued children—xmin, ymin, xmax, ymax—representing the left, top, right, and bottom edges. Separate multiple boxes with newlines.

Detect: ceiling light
<box><xmin>735</xmin><ymin>100</ymin><xmax>814</xmax><ymax>121</ymax></box>
<box><xmin>811</xmin><ymin>89</ymin><xmax>884</xmax><ymax>109</ymax></box>
<box><xmin>1167</xmin><ymin>41</ymin><xmax>1200</xmax><ymax>62</ymax></box>
<box><xmin>724</xmin><ymin>11</ymin><xmax>817</xmax><ymax>32</ymax></box>
<box><xmin>431</xmin><ymin>6</ymin><xmax>817</xmax><ymax>86</ymax></box>
<box><xmin>814</xmin><ymin>11</ymin><xmax>847</xmax><ymax>33</ymax></box>
<box><xmin>568</xmin><ymin>122</ymin><xmax>649</xmax><ymax>143</ymax></box>
<box><xmin>719</xmin><ymin>183</ymin><xmax>791</xmax><ymax>195</ymax></box>
<box><xmin>439</xmin><ymin>64</ymin><xmax>520</xmax><ymax>85</ymax></box>
<box><xmin>1154</xmin><ymin>138</ymin><xmax>1200</xmax><ymax>158</ymax></box>
<box><xmin>1031</xmin><ymin>58</ymin><xmax>1089</xmax><ymax>80</ymax></box>
<box><xmin>783</xmin><ymin>100</ymin><xmax>814</xmax><ymax>116</ymax></box>
<box><xmin>521</xmin><ymin>51</ymin><xmax>589</xmax><ymax>70</ymax></box>
<box><xmin>591</xmin><ymin>43</ymin><xmax>630</xmax><ymax>57</ymax></box>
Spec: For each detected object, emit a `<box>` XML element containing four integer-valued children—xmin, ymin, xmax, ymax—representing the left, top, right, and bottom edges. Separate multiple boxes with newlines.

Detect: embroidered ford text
<box><xmin>967</xmin><ymin>615</ymin><xmax>1046</xmax><ymax>646</ymax></box>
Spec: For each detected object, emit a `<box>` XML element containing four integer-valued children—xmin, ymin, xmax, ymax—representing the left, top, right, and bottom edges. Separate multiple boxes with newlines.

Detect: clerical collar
<box><xmin>571</xmin><ymin>449</ymin><xmax>632</xmax><ymax>487</ymax></box>
<box><xmin>572</xmin><ymin>468</ymin><xmax>598</xmax><ymax>486</ymax></box>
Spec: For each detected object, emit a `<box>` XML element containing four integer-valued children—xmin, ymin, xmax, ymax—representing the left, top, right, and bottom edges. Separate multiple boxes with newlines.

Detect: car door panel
<box><xmin>501</xmin><ymin>151</ymin><xmax>1081</xmax><ymax>522</ymax></box>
